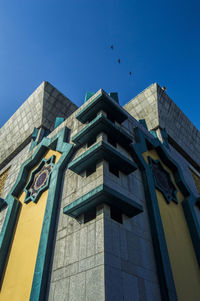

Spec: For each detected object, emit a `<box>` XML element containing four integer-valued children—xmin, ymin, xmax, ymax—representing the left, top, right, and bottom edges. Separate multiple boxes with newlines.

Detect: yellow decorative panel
<box><xmin>0</xmin><ymin>167</ymin><xmax>10</xmax><ymax>196</ymax></box>
<box><xmin>0</xmin><ymin>150</ymin><xmax>61</xmax><ymax>301</ymax></box>
<box><xmin>190</xmin><ymin>168</ymin><xmax>200</xmax><ymax>194</ymax></box>
<box><xmin>143</xmin><ymin>150</ymin><xmax>200</xmax><ymax>301</ymax></box>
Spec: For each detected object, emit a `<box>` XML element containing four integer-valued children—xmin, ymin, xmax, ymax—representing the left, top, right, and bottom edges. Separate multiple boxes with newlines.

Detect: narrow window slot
<box><xmin>107</xmin><ymin>136</ymin><xmax>117</xmax><ymax>147</ymax></box>
<box><xmin>107</xmin><ymin>113</ymin><xmax>115</xmax><ymax>124</ymax></box>
<box><xmin>109</xmin><ymin>163</ymin><xmax>119</xmax><ymax>177</ymax></box>
<box><xmin>110</xmin><ymin>207</ymin><xmax>123</xmax><ymax>224</ymax></box>
<box><xmin>84</xmin><ymin>207</ymin><xmax>96</xmax><ymax>223</ymax></box>
<box><xmin>87</xmin><ymin>136</ymin><xmax>96</xmax><ymax>148</ymax></box>
<box><xmin>86</xmin><ymin>165</ymin><xmax>96</xmax><ymax>177</ymax></box>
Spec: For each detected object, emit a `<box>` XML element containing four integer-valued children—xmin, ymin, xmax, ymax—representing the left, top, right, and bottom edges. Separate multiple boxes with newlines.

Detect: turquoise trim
<box><xmin>54</xmin><ymin>117</ymin><xmax>64</xmax><ymax>129</ymax></box>
<box><xmin>131</xmin><ymin>128</ymin><xmax>177</xmax><ymax>301</ymax></box>
<box><xmin>63</xmin><ymin>184</ymin><xmax>143</xmax><ymax>218</ymax></box>
<box><xmin>150</xmin><ymin>129</ymin><xmax>158</xmax><ymax>138</ymax></box>
<box><xmin>131</xmin><ymin>127</ymin><xmax>200</xmax><ymax>300</ymax></box>
<box><xmin>76</xmin><ymin>91</ymin><xmax>128</xmax><ymax>124</ymax></box>
<box><xmin>72</xmin><ymin>113</ymin><xmax>133</xmax><ymax>148</ymax></box>
<box><xmin>0</xmin><ymin>126</ymin><xmax>74</xmax><ymax>300</ymax></box>
<box><xmin>29</xmin><ymin>128</ymin><xmax>39</xmax><ymax>151</ymax></box>
<box><xmin>182</xmin><ymin>197</ymin><xmax>200</xmax><ymax>267</ymax></box>
<box><xmin>68</xmin><ymin>140</ymin><xmax>137</xmax><ymax>175</ymax></box>
<box><xmin>32</xmin><ymin>127</ymin><xmax>39</xmax><ymax>140</ymax></box>
<box><xmin>30</xmin><ymin>129</ymin><xmax>73</xmax><ymax>301</ymax></box>
<box><xmin>84</xmin><ymin>92</ymin><xmax>95</xmax><ymax>102</ymax></box>
<box><xmin>0</xmin><ymin>196</ymin><xmax>20</xmax><ymax>287</ymax></box>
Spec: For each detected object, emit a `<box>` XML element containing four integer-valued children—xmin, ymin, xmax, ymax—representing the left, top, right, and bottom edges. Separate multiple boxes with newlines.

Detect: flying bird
<box><xmin>110</xmin><ymin>45</ymin><xmax>114</xmax><ymax>50</ymax></box>
<box><xmin>118</xmin><ymin>59</ymin><xmax>120</xmax><ymax>64</ymax></box>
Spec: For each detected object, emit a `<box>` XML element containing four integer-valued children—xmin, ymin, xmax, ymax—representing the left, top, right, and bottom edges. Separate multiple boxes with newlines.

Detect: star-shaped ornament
<box><xmin>149</xmin><ymin>158</ymin><xmax>178</xmax><ymax>204</ymax></box>
<box><xmin>24</xmin><ymin>155</ymin><xmax>55</xmax><ymax>204</ymax></box>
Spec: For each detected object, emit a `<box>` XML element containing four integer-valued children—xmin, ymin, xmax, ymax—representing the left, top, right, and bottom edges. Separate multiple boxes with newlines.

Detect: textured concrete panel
<box><xmin>0</xmin><ymin>81</ymin><xmax>77</xmax><ymax>169</ymax></box>
<box><xmin>86</xmin><ymin>266</ymin><xmax>105</xmax><ymax>301</ymax></box>
<box><xmin>68</xmin><ymin>272</ymin><xmax>86</xmax><ymax>301</ymax></box>
<box><xmin>124</xmin><ymin>83</ymin><xmax>200</xmax><ymax>168</ymax></box>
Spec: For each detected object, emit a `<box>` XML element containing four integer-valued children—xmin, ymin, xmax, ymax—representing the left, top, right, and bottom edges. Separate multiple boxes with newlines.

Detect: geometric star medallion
<box><xmin>149</xmin><ymin>157</ymin><xmax>178</xmax><ymax>204</ymax></box>
<box><xmin>24</xmin><ymin>155</ymin><xmax>55</xmax><ymax>204</ymax></box>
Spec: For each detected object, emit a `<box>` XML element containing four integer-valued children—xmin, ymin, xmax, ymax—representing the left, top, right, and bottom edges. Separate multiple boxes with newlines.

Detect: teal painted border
<box><xmin>0</xmin><ymin>196</ymin><xmax>20</xmax><ymax>286</ymax></box>
<box><xmin>0</xmin><ymin>126</ymin><xmax>74</xmax><ymax>301</ymax></box>
<box><xmin>84</xmin><ymin>92</ymin><xmax>95</xmax><ymax>102</ymax></box>
<box><xmin>131</xmin><ymin>127</ymin><xmax>200</xmax><ymax>301</ymax></box>
<box><xmin>54</xmin><ymin>117</ymin><xmax>64</xmax><ymax>129</ymax></box>
<box><xmin>182</xmin><ymin>197</ymin><xmax>200</xmax><ymax>267</ymax></box>
<box><xmin>29</xmin><ymin>128</ymin><xmax>39</xmax><ymax>151</ymax></box>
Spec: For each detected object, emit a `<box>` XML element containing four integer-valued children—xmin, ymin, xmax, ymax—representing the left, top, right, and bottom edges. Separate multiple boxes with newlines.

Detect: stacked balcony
<box><xmin>63</xmin><ymin>90</ymin><xmax>143</xmax><ymax>222</ymax></box>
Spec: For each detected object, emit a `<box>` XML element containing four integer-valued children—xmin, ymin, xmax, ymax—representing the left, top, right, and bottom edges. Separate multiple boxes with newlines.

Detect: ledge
<box><xmin>76</xmin><ymin>91</ymin><xmax>128</xmax><ymax>124</ymax></box>
<box><xmin>63</xmin><ymin>184</ymin><xmax>143</xmax><ymax>218</ymax></box>
<box><xmin>72</xmin><ymin>114</ymin><xmax>133</xmax><ymax>149</ymax></box>
<box><xmin>68</xmin><ymin>141</ymin><xmax>137</xmax><ymax>175</ymax></box>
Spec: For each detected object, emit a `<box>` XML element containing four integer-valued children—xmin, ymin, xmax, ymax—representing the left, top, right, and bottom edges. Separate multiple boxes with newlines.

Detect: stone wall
<box><xmin>46</xmin><ymin>90</ymin><xmax>162</xmax><ymax>300</ymax></box>
<box><xmin>0</xmin><ymin>81</ymin><xmax>77</xmax><ymax>170</ymax></box>
<box><xmin>124</xmin><ymin>83</ymin><xmax>200</xmax><ymax>169</ymax></box>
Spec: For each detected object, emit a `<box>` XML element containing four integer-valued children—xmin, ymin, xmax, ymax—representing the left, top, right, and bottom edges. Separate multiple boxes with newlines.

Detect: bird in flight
<box><xmin>109</xmin><ymin>46</ymin><xmax>133</xmax><ymax>78</ymax></box>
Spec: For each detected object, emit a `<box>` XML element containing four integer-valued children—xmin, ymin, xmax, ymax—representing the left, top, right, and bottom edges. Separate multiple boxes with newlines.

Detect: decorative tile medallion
<box><xmin>149</xmin><ymin>157</ymin><xmax>178</xmax><ymax>204</ymax></box>
<box><xmin>24</xmin><ymin>155</ymin><xmax>55</xmax><ymax>203</ymax></box>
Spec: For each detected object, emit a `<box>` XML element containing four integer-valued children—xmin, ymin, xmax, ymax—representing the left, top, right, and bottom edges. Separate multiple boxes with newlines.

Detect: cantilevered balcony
<box><xmin>68</xmin><ymin>140</ymin><xmax>137</xmax><ymax>176</ymax></box>
<box><xmin>72</xmin><ymin>113</ymin><xmax>133</xmax><ymax>149</ymax></box>
<box><xmin>63</xmin><ymin>184</ymin><xmax>143</xmax><ymax>219</ymax></box>
<box><xmin>76</xmin><ymin>90</ymin><xmax>128</xmax><ymax>124</ymax></box>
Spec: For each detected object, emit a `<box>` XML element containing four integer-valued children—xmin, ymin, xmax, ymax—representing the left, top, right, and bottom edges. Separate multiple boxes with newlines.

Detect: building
<box><xmin>0</xmin><ymin>82</ymin><xmax>200</xmax><ymax>301</ymax></box>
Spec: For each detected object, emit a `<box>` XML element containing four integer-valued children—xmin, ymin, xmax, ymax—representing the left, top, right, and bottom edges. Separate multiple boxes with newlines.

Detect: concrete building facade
<box><xmin>0</xmin><ymin>82</ymin><xmax>200</xmax><ymax>301</ymax></box>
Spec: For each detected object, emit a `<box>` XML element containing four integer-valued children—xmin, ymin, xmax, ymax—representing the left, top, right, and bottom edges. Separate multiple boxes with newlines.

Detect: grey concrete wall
<box><xmin>47</xmin><ymin>91</ymin><xmax>162</xmax><ymax>300</ymax></box>
<box><xmin>0</xmin><ymin>81</ymin><xmax>77</xmax><ymax>170</ymax></box>
<box><xmin>124</xmin><ymin>83</ymin><xmax>159</xmax><ymax>130</ymax></box>
<box><xmin>124</xmin><ymin>83</ymin><xmax>200</xmax><ymax>168</ymax></box>
<box><xmin>49</xmin><ymin>204</ymin><xmax>105</xmax><ymax>301</ymax></box>
<box><xmin>103</xmin><ymin>165</ymin><xmax>161</xmax><ymax>301</ymax></box>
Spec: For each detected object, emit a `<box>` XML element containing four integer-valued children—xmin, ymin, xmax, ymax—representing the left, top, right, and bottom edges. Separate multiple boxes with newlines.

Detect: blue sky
<box><xmin>0</xmin><ymin>0</ymin><xmax>200</xmax><ymax>128</ymax></box>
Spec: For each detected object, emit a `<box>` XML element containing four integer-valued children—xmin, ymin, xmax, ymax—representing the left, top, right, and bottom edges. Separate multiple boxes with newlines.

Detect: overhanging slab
<box><xmin>76</xmin><ymin>92</ymin><xmax>128</xmax><ymax>124</ymax></box>
<box><xmin>68</xmin><ymin>141</ymin><xmax>137</xmax><ymax>175</ymax></box>
<box><xmin>72</xmin><ymin>114</ymin><xmax>133</xmax><ymax>148</ymax></box>
<box><xmin>63</xmin><ymin>184</ymin><xmax>143</xmax><ymax>218</ymax></box>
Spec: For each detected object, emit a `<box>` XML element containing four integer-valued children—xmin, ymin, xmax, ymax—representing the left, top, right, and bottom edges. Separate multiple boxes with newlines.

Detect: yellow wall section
<box><xmin>0</xmin><ymin>150</ymin><xmax>61</xmax><ymax>301</ymax></box>
<box><xmin>143</xmin><ymin>150</ymin><xmax>200</xmax><ymax>301</ymax></box>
